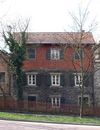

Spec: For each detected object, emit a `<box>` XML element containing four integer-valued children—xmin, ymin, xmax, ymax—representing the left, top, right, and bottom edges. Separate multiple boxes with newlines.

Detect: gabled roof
<box><xmin>14</xmin><ymin>32</ymin><xmax>95</xmax><ymax>44</ymax></box>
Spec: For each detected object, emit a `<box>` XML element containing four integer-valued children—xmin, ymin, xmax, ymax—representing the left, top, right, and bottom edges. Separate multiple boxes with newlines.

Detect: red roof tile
<box><xmin>14</xmin><ymin>32</ymin><xmax>95</xmax><ymax>44</ymax></box>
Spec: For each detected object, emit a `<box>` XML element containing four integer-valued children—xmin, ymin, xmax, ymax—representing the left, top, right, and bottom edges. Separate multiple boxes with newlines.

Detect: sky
<box><xmin>0</xmin><ymin>0</ymin><xmax>100</xmax><ymax>44</ymax></box>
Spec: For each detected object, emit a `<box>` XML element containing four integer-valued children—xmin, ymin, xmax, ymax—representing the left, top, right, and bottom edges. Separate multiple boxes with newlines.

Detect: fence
<box><xmin>0</xmin><ymin>98</ymin><xmax>100</xmax><ymax>116</ymax></box>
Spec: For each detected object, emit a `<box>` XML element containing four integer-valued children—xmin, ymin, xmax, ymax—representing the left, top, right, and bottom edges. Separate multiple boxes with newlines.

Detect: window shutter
<box><xmin>89</xmin><ymin>72</ymin><xmax>93</xmax><ymax>87</ymax></box>
<box><xmin>45</xmin><ymin>73</ymin><xmax>51</xmax><ymax>86</ymax></box>
<box><xmin>61</xmin><ymin>97</ymin><xmax>66</xmax><ymax>104</ymax></box>
<box><xmin>22</xmin><ymin>73</ymin><xmax>27</xmax><ymax>86</ymax></box>
<box><xmin>70</xmin><ymin>72</ymin><xmax>75</xmax><ymax>87</ymax></box>
<box><xmin>60</xmin><ymin>73</ymin><xmax>65</xmax><ymax>86</ymax></box>
<box><xmin>36</xmin><ymin>73</ymin><xmax>41</xmax><ymax>86</ymax></box>
<box><xmin>83</xmin><ymin>72</ymin><xmax>93</xmax><ymax>87</ymax></box>
<box><xmin>60</xmin><ymin>50</ymin><xmax>64</xmax><ymax>59</ymax></box>
<box><xmin>47</xmin><ymin>97</ymin><xmax>51</xmax><ymax>103</ymax></box>
<box><xmin>46</xmin><ymin>49</ymin><xmax>51</xmax><ymax>60</ymax></box>
<box><xmin>83</xmin><ymin>73</ymin><xmax>89</xmax><ymax>87</ymax></box>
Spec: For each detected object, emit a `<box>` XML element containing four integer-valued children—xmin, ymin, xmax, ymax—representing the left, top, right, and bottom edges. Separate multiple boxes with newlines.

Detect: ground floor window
<box><xmin>28</xmin><ymin>96</ymin><xmax>36</xmax><ymax>102</ymax></box>
<box><xmin>51</xmin><ymin>97</ymin><xmax>61</xmax><ymax>108</ymax></box>
<box><xmin>28</xmin><ymin>95</ymin><xmax>37</xmax><ymax>109</ymax></box>
<box><xmin>78</xmin><ymin>95</ymin><xmax>90</xmax><ymax>106</ymax></box>
<box><xmin>51</xmin><ymin>73</ymin><xmax>61</xmax><ymax>86</ymax></box>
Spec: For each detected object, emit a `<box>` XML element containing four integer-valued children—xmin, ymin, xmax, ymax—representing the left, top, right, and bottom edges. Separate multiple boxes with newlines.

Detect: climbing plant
<box><xmin>2</xmin><ymin>25</ymin><xmax>28</xmax><ymax>100</ymax></box>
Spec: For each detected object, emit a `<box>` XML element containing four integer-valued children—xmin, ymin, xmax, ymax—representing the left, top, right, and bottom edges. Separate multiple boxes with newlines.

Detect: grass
<box><xmin>0</xmin><ymin>111</ymin><xmax>100</xmax><ymax>125</ymax></box>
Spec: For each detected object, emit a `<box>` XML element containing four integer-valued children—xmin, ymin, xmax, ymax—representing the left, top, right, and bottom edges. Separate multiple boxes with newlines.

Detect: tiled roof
<box><xmin>14</xmin><ymin>32</ymin><xmax>95</xmax><ymax>44</ymax></box>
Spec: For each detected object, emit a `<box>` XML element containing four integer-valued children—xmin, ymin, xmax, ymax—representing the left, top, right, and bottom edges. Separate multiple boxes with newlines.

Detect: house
<box><xmin>0</xmin><ymin>50</ymin><xmax>11</xmax><ymax>98</ymax></box>
<box><xmin>15</xmin><ymin>32</ymin><xmax>95</xmax><ymax>108</ymax></box>
<box><xmin>94</xmin><ymin>47</ymin><xmax>100</xmax><ymax>106</ymax></box>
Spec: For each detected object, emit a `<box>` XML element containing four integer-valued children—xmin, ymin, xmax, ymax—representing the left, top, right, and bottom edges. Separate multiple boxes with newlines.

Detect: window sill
<box><xmin>74</xmin><ymin>85</ymin><xmax>81</xmax><ymax>87</ymax></box>
<box><xmin>50</xmin><ymin>86</ymin><xmax>62</xmax><ymax>88</ymax></box>
<box><xmin>27</xmin><ymin>85</ymin><xmax>37</xmax><ymax>87</ymax></box>
<box><xmin>51</xmin><ymin>106</ymin><xmax>60</xmax><ymax>109</ymax></box>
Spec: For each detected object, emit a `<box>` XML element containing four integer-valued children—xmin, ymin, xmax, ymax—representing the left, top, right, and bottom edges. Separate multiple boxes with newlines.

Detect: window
<box><xmin>27</xmin><ymin>74</ymin><xmax>36</xmax><ymax>86</ymax></box>
<box><xmin>51</xmin><ymin>97</ymin><xmax>61</xmax><ymax>108</ymax></box>
<box><xmin>28</xmin><ymin>95</ymin><xmax>37</xmax><ymax>108</ymax></box>
<box><xmin>28</xmin><ymin>96</ymin><xmax>36</xmax><ymax>102</ymax></box>
<box><xmin>0</xmin><ymin>72</ymin><xmax>5</xmax><ymax>83</ymax></box>
<box><xmin>27</xmin><ymin>48</ymin><xmax>36</xmax><ymax>59</ymax></box>
<box><xmin>51</xmin><ymin>49</ymin><xmax>60</xmax><ymax>60</ymax></box>
<box><xmin>51</xmin><ymin>74</ymin><xmax>60</xmax><ymax>86</ymax></box>
<box><xmin>74</xmin><ymin>73</ymin><xmax>82</xmax><ymax>86</ymax></box>
<box><xmin>95</xmin><ymin>51</ymin><xmax>100</xmax><ymax>62</ymax></box>
<box><xmin>78</xmin><ymin>95</ymin><xmax>90</xmax><ymax>106</ymax></box>
<box><xmin>74</xmin><ymin>49</ymin><xmax>83</xmax><ymax>60</ymax></box>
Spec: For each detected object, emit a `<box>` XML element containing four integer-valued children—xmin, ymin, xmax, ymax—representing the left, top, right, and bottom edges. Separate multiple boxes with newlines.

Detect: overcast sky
<box><xmin>0</xmin><ymin>0</ymin><xmax>100</xmax><ymax>42</ymax></box>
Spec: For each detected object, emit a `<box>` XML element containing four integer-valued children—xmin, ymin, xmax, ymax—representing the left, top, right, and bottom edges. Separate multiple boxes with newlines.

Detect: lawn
<box><xmin>0</xmin><ymin>112</ymin><xmax>100</xmax><ymax>125</ymax></box>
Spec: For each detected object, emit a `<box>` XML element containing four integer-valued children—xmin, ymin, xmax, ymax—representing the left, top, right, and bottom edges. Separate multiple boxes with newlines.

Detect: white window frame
<box><xmin>74</xmin><ymin>73</ymin><xmax>82</xmax><ymax>87</ymax></box>
<box><xmin>78</xmin><ymin>95</ymin><xmax>90</xmax><ymax>106</ymax></box>
<box><xmin>94</xmin><ymin>52</ymin><xmax>100</xmax><ymax>62</ymax></box>
<box><xmin>51</xmin><ymin>73</ymin><xmax>60</xmax><ymax>86</ymax></box>
<box><xmin>51</xmin><ymin>49</ymin><xmax>60</xmax><ymax>60</ymax></box>
<box><xmin>51</xmin><ymin>96</ymin><xmax>61</xmax><ymax>108</ymax></box>
<box><xmin>27</xmin><ymin>73</ymin><xmax>37</xmax><ymax>86</ymax></box>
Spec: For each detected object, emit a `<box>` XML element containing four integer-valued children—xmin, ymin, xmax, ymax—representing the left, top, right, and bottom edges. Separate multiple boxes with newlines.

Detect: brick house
<box><xmin>0</xmin><ymin>50</ymin><xmax>11</xmax><ymax>97</ymax></box>
<box><xmin>15</xmin><ymin>32</ymin><xmax>95</xmax><ymax>108</ymax></box>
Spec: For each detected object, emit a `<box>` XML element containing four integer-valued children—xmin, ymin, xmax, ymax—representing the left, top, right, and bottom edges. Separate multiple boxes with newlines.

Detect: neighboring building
<box><xmin>94</xmin><ymin>48</ymin><xmax>100</xmax><ymax>106</ymax></box>
<box><xmin>15</xmin><ymin>32</ymin><xmax>95</xmax><ymax>108</ymax></box>
<box><xmin>0</xmin><ymin>50</ymin><xmax>11</xmax><ymax>97</ymax></box>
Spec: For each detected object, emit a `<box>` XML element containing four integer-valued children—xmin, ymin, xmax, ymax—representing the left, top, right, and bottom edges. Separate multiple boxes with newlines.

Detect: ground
<box><xmin>0</xmin><ymin>120</ymin><xmax>100</xmax><ymax>130</ymax></box>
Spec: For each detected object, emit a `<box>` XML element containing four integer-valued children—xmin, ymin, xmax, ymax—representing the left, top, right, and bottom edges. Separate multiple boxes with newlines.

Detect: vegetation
<box><xmin>2</xmin><ymin>23</ymin><xmax>29</xmax><ymax>100</ymax></box>
<box><xmin>65</xmin><ymin>3</ymin><xmax>97</xmax><ymax>118</ymax></box>
<box><xmin>0</xmin><ymin>112</ymin><xmax>100</xmax><ymax>124</ymax></box>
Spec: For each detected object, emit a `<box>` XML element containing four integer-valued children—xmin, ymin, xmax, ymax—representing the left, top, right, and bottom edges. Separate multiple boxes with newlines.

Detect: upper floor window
<box><xmin>27</xmin><ymin>48</ymin><xmax>36</xmax><ymax>59</ymax></box>
<box><xmin>94</xmin><ymin>50</ymin><xmax>100</xmax><ymax>62</ymax></box>
<box><xmin>27</xmin><ymin>73</ymin><xmax>37</xmax><ymax>86</ymax></box>
<box><xmin>74</xmin><ymin>73</ymin><xmax>82</xmax><ymax>87</ymax></box>
<box><xmin>51</xmin><ymin>73</ymin><xmax>60</xmax><ymax>86</ymax></box>
<box><xmin>46</xmin><ymin>48</ymin><xmax>64</xmax><ymax>60</ymax></box>
<box><xmin>74</xmin><ymin>49</ymin><xmax>83</xmax><ymax>60</ymax></box>
<box><xmin>0</xmin><ymin>72</ymin><xmax>5</xmax><ymax>83</ymax></box>
<box><xmin>51</xmin><ymin>49</ymin><xmax>60</xmax><ymax>60</ymax></box>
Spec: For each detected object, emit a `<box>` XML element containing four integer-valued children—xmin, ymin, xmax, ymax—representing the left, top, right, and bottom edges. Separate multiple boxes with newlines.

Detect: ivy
<box><xmin>3</xmin><ymin>29</ymin><xmax>27</xmax><ymax>100</ymax></box>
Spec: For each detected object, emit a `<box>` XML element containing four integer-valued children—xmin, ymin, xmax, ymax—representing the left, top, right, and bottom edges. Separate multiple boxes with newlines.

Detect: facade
<box><xmin>18</xmin><ymin>32</ymin><xmax>95</xmax><ymax>108</ymax></box>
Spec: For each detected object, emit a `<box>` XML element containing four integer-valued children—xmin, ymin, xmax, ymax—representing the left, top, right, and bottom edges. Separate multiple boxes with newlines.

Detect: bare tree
<box><xmin>64</xmin><ymin>3</ymin><xmax>97</xmax><ymax>117</ymax></box>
